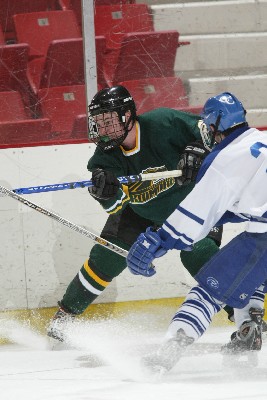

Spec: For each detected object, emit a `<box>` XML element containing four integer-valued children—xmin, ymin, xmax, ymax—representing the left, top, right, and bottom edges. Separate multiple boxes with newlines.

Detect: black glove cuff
<box><xmin>207</xmin><ymin>225</ymin><xmax>223</xmax><ymax>247</ymax></box>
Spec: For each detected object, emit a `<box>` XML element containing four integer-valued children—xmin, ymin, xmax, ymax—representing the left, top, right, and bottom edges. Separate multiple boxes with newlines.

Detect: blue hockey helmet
<box><xmin>200</xmin><ymin>92</ymin><xmax>247</xmax><ymax>150</ymax></box>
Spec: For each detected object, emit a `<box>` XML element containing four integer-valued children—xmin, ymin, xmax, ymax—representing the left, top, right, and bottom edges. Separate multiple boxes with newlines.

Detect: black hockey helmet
<box><xmin>88</xmin><ymin>85</ymin><xmax>137</xmax><ymax>151</ymax></box>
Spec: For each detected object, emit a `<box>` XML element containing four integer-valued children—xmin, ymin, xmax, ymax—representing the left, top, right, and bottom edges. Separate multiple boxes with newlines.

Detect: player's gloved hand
<box><xmin>176</xmin><ymin>141</ymin><xmax>210</xmax><ymax>186</ymax></box>
<box><xmin>127</xmin><ymin>227</ymin><xmax>167</xmax><ymax>277</ymax></box>
<box><xmin>88</xmin><ymin>168</ymin><xmax>120</xmax><ymax>200</ymax></box>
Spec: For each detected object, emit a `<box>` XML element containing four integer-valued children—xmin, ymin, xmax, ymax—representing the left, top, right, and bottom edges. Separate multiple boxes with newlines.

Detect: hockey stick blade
<box><xmin>0</xmin><ymin>185</ymin><xmax>128</xmax><ymax>258</ymax></box>
<box><xmin>11</xmin><ymin>170</ymin><xmax>182</xmax><ymax>195</ymax></box>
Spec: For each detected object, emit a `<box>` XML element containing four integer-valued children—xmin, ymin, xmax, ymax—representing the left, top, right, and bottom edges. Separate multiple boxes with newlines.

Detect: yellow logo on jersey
<box><xmin>128</xmin><ymin>166</ymin><xmax>175</xmax><ymax>204</ymax></box>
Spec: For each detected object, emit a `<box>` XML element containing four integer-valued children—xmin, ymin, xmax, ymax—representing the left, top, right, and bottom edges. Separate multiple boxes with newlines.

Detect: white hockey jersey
<box><xmin>161</xmin><ymin>127</ymin><xmax>267</xmax><ymax>250</ymax></box>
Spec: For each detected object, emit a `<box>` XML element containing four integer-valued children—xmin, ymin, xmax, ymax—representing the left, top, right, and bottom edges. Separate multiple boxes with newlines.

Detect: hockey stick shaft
<box><xmin>0</xmin><ymin>185</ymin><xmax>128</xmax><ymax>258</ymax></box>
<box><xmin>12</xmin><ymin>170</ymin><xmax>182</xmax><ymax>195</ymax></box>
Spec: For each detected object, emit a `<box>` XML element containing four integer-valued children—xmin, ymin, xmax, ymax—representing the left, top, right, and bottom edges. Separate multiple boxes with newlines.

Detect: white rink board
<box><xmin>0</xmin><ymin>143</ymin><xmax>243</xmax><ymax>311</ymax></box>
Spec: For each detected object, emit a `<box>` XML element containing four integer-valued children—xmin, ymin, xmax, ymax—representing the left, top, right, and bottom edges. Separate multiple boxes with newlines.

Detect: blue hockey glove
<box><xmin>127</xmin><ymin>227</ymin><xmax>167</xmax><ymax>277</ymax></box>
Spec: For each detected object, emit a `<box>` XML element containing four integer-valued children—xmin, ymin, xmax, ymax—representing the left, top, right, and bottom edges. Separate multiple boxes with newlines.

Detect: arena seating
<box><xmin>118</xmin><ymin>77</ymin><xmax>189</xmax><ymax>114</ymax></box>
<box><xmin>0</xmin><ymin>44</ymin><xmax>29</xmax><ymax>90</ymax></box>
<box><xmin>0</xmin><ymin>43</ymin><xmax>38</xmax><ymax>116</ymax></box>
<box><xmin>26</xmin><ymin>36</ymin><xmax>105</xmax><ymax>94</ymax></box>
<box><xmin>0</xmin><ymin>91</ymin><xmax>30</xmax><ymax>121</ymax></box>
<box><xmin>94</xmin><ymin>4</ymin><xmax>153</xmax><ymax>49</ymax></box>
<box><xmin>0</xmin><ymin>91</ymin><xmax>51</xmax><ymax>145</ymax></box>
<box><xmin>13</xmin><ymin>10</ymin><xmax>81</xmax><ymax>57</ymax></box>
<box><xmin>0</xmin><ymin>0</ymin><xmax>58</xmax><ymax>41</ymax></box>
<box><xmin>0</xmin><ymin>118</ymin><xmax>52</xmax><ymax>146</ymax></box>
<box><xmin>70</xmin><ymin>77</ymin><xmax>202</xmax><ymax>135</ymax></box>
<box><xmin>26</xmin><ymin>38</ymin><xmax>84</xmax><ymax>93</ymax></box>
<box><xmin>58</xmin><ymin>0</ymin><xmax>136</xmax><ymax>23</ymax></box>
<box><xmin>104</xmin><ymin>30</ymin><xmax>180</xmax><ymax>86</ymax></box>
<box><xmin>71</xmin><ymin>114</ymin><xmax>88</xmax><ymax>139</ymax></box>
<box><xmin>94</xmin><ymin>3</ymin><xmax>178</xmax><ymax>88</ymax></box>
<box><xmin>13</xmin><ymin>10</ymin><xmax>107</xmax><ymax>92</ymax></box>
<box><xmin>56</xmin><ymin>0</ymin><xmax>82</xmax><ymax>26</ymax></box>
<box><xmin>0</xmin><ymin>1</ymin><xmax>198</xmax><ymax>147</ymax></box>
<box><xmin>37</xmin><ymin>85</ymin><xmax>86</xmax><ymax>137</ymax></box>
<box><xmin>57</xmin><ymin>0</ymin><xmax>136</xmax><ymax>28</ymax></box>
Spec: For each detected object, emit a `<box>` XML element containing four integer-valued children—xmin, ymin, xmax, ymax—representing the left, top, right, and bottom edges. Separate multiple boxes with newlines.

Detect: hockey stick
<box><xmin>12</xmin><ymin>170</ymin><xmax>182</xmax><ymax>195</ymax></box>
<box><xmin>0</xmin><ymin>185</ymin><xmax>128</xmax><ymax>258</ymax></box>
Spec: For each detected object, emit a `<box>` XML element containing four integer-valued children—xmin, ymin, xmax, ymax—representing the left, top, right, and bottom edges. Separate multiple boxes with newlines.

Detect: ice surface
<box><xmin>0</xmin><ymin>315</ymin><xmax>267</xmax><ymax>400</ymax></box>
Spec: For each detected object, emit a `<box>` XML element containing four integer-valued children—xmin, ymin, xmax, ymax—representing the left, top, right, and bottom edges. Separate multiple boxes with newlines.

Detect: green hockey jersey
<box><xmin>87</xmin><ymin>108</ymin><xmax>203</xmax><ymax>225</ymax></box>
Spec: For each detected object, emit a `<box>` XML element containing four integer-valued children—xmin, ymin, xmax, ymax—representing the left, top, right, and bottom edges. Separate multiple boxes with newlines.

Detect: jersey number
<box><xmin>250</xmin><ymin>142</ymin><xmax>267</xmax><ymax>158</ymax></box>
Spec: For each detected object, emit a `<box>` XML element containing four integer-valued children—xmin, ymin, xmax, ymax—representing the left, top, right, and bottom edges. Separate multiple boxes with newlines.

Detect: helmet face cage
<box><xmin>200</xmin><ymin>92</ymin><xmax>246</xmax><ymax>151</ymax></box>
<box><xmin>88</xmin><ymin>86</ymin><xmax>136</xmax><ymax>151</ymax></box>
<box><xmin>199</xmin><ymin>119</ymin><xmax>214</xmax><ymax>152</ymax></box>
<box><xmin>88</xmin><ymin>109</ymin><xmax>127</xmax><ymax>151</ymax></box>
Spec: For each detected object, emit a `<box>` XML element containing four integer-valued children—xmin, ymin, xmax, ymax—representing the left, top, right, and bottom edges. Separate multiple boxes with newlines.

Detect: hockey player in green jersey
<box><xmin>47</xmin><ymin>85</ymin><xmax>225</xmax><ymax>341</ymax></box>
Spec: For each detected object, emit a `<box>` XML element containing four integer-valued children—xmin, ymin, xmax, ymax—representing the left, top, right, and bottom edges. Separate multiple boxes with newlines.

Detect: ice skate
<box><xmin>47</xmin><ymin>306</ymin><xmax>75</xmax><ymax>343</ymax></box>
<box><xmin>141</xmin><ymin>329</ymin><xmax>194</xmax><ymax>374</ymax></box>
<box><xmin>221</xmin><ymin>308</ymin><xmax>264</xmax><ymax>367</ymax></box>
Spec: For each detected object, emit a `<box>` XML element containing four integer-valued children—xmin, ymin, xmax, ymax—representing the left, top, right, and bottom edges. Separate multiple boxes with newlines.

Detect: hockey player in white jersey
<box><xmin>127</xmin><ymin>92</ymin><xmax>267</xmax><ymax>372</ymax></box>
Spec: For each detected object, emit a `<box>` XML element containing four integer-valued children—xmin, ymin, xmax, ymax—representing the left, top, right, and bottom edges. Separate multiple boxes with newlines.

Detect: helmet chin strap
<box><xmin>214</xmin><ymin>114</ymin><xmax>222</xmax><ymax>133</ymax></box>
<box><xmin>211</xmin><ymin>114</ymin><xmax>223</xmax><ymax>146</ymax></box>
<box><xmin>122</xmin><ymin>111</ymin><xmax>136</xmax><ymax>138</ymax></box>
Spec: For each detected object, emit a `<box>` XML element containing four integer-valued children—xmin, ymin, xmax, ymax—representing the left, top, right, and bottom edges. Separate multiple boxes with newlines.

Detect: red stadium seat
<box><xmin>0</xmin><ymin>91</ymin><xmax>51</xmax><ymax>146</ymax></box>
<box><xmin>58</xmin><ymin>0</ymin><xmax>137</xmax><ymax>27</ymax></box>
<box><xmin>0</xmin><ymin>91</ymin><xmax>29</xmax><ymax>120</ymax></box>
<box><xmin>57</xmin><ymin>0</ymin><xmax>82</xmax><ymax>26</ymax></box>
<box><xmin>38</xmin><ymin>85</ymin><xmax>86</xmax><ymax>137</ymax></box>
<box><xmin>0</xmin><ymin>0</ymin><xmax>58</xmax><ymax>40</ymax></box>
<box><xmin>0</xmin><ymin>44</ymin><xmax>29</xmax><ymax>92</ymax></box>
<box><xmin>0</xmin><ymin>0</ymin><xmax>57</xmax><ymax>43</ymax></box>
<box><xmin>0</xmin><ymin>43</ymin><xmax>38</xmax><ymax>116</ymax></box>
<box><xmin>71</xmin><ymin>114</ymin><xmax>88</xmax><ymax>139</ymax></box>
<box><xmin>27</xmin><ymin>38</ymin><xmax>85</xmax><ymax>93</ymax></box>
<box><xmin>94</xmin><ymin>4</ymin><xmax>153</xmax><ymax>49</ymax></box>
<box><xmin>27</xmin><ymin>36</ymin><xmax>105</xmax><ymax>93</ymax></box>
<box><xmin>119</xmin><ymin>77</ymin><xmax>189</xmax><ymax>114</ymax></box>
<box><xmin>104</xmin><ymin>31</ymin><xmax>180</xmax><ymax>86</ymax></box>
<box><xmin>13</xmin><ymin>10</ymin><xmax>81</xmax><ymax>57</ymax></box>
<box><xmin>0</xmin><ymin>119</ymin><xmax>52</xmax><ymax>147</ymax></box>
<box><xmin>58</xmin><ymin>1</ymin><xmax>136</xmax><ymax>26</ymax></box>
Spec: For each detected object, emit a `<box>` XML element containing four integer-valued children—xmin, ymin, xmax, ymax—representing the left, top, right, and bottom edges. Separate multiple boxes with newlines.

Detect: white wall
<box><xmin>0</xmin><ymin>143</ymin><xmax>243</xmax><ymax>311</ymax></box>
